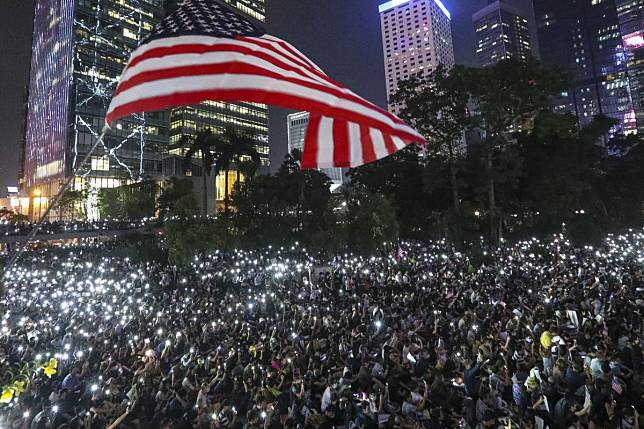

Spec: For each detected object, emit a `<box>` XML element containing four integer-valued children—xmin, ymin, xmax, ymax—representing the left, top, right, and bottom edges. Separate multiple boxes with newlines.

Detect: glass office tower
<box><xmin>168</xmin><ymin>0</ymin><xmax>270</xmax><ymax>208</ymax></box>
<box><xmin>616</xmin><ymin>0</ymin><xmax>644</xmax><ymax>134</ymax></box>
<box><xmin>379</xmin><ymin>0</ymin><xmax>455</xmax><ymax>113</ymax></box>
<box><xmin>23</xmin><ymin>0</ymin><xmax>168</xmax><ymax>220</ymax></box>
<box><xmin>473</xmin><ymin>1</ymin><xmax>533</xmax><ymax>68</ymax></box>
<box><xmin>533</xmin><ymin>0</ymin><xmax>635</xmax><ymax>134</ymax></box>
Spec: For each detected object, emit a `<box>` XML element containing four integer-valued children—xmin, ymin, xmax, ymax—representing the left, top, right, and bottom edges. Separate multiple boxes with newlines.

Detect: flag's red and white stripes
<box><xmin>301</xmin><ymin>115</ymin><xmax>409</xmax><ymax>168</ymax></box>
<box><xmin>106</xmin><ymin>34</ymin><xmax>425</xmax><ymax>168</ymax></box>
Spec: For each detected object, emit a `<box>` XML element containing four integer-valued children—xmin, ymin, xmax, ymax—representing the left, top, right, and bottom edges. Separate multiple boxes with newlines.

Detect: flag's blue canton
<box><xmin>141</xmin><ymin>0</ymin><xmax>264</xmax><ymax>46</ymax></box>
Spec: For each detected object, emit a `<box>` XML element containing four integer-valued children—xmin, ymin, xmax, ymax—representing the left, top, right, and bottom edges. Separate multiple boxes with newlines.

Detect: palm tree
<box><xmin>214</xmin><ymin>128</ymin><xmax>261</xmax><ymax>212</ymax></box>
<box><xmin>184</xmin><ymin>128</ymin><xmax>261</xmax><ymax>215</ymax></box>
<box><xmin>183</xmin><ymin>129</ymin><xmax>218</xmax><ymax>216</ymax></box>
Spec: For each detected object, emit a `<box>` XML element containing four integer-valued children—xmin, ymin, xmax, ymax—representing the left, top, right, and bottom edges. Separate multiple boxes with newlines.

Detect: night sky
<box><xmin>0</xmin><ymin>0</ymin><xmax>535</xmax><ymax>193</ymax></box>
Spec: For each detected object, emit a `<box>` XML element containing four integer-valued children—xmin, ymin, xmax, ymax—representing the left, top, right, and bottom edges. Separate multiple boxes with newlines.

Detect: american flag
<box><xmin>105</xmin><ymin>0</ymin><xmax>425</xmax><ymax>169</ymax></box>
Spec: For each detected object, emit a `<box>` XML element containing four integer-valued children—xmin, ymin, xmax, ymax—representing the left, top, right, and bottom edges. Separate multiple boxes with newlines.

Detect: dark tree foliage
<box><xmin>231</xmin><ymin>153</ymin><xmax>335</xmax><ymax>249</ymax></box>
<box><xmin>165</xmin><ymin>218</ymin><xmax>227</xmax><ymax>266</ymax></box>
<box><xmin>391</xmin><ymin>65</ymin><xmax>471</xmax><ymax>216</ymax></box>
<box><xmin>99</xmin><ymin>180</ymin><xmax>158</xmax><ymax>220</ymax></box>
<box><xmin>597</xmin><ymin>135</ymin><xmax>644</xmax><ymax>228</ymax></box>
<box><xmin>157</xmin><ymin>177</ymin><xmax>199</xmax><ymax>218</ymax></box>
<box><xmin>58</xmin><ymin>190</ymin><xmax>86</xmax><ymax>221</ymax></box>
<box><xmin>463</xmin><ymin>59</ymin><xmax>567</xmax><ymax>241</ymax></box>
<box><xmin>515</xmin><ymin>113</ymin><xmax>611</xmax><ymax>233</ymax></box>
<box><xmin>346</xmin><ymin>60</ymin><xmax>641</xmax><ymax>243</ymax></box>
<box><xmin>345</xmin><ymin>186</ymin><xmax>399</xmax><ymax>255</ymax></box>
<box><xmin>183</xmin><ymin>127</ymin><xmax>261</xmax><ymax>215</ymax></box>
<box><xmin>157</xmin><ymin>62</ymin><xmax>641</xmax><ymax>249</ymax></box>
<box><xmin>348</xmin><ymin>146</ymin><xmax>440</xmax><ymax>238</ymax></box>
<box><xmin>182</xmin><ymin>129</ymin><xmax>218</xmax><ymax>217</ymax></box>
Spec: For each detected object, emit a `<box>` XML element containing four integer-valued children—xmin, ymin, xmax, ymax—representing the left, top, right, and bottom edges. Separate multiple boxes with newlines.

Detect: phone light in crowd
<box><xmin>261</xmin><ymin>411</ymin><xmax>267</xmax><ymax>419</ymax></box>
<box><xmin>90</xmin><ymin>384</ymin><xmax>98</xmax><ymax>392</ymax></box>
<box><xmin>52</xmin><ymin>405</ymin><xmax>59</xmax><ymax>413</ymax></box>
<box><xmin>375</xmin><ymin>320</ymin><xmax>383</xmax><ymax>330</ymax></box>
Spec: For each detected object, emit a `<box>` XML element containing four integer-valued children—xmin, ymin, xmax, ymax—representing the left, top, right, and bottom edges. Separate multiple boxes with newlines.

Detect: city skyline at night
<box><xmin>3</xmin><ymin>0</ymin><xmax>642</xmax><ymax>202</ymax></box>
<box><xmin>3</xmin><ymin>0</ymin><xmax>525</xmax><ymax>196</ymax></box>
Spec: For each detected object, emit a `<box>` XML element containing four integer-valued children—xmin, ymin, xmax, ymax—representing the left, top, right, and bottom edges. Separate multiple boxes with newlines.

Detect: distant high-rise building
<box><xmin>473</xmin><ymin>1</ymin><xmax>533</xmax><ymax>67</ymax></box>
<box><xmin>616</xmin><ymin>0</ymin><xmax>644</xmax><ymax>134</ymax></box>
<box><xmin>168</xmin><ymin>0</ymin><xmax>269</xmax><ymax>210</ymax></box>
<box><xmin>379</xmin><ymin>0</ymin><xmax>455</xmax><ymax>112</ymax></box>
<box><xmin>287</xmin><ymin>112</ymin><xmax>344</xmax><ymax>191</ymax></box>
<box><xmin>533</xmin><ymin>0</ymin><xmax>635</xmax><ymax>134</ymax></box>
<box><xmin>23</xmin><ymin>0</ymin><xmax>168</xmax><ymax>220</ymax></box>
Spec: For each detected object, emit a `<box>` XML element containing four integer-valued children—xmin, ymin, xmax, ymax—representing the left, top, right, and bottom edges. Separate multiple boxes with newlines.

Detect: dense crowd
<box><xmin>0</xmin><ymin>219</ymin><xmax>159</xmax><ymax>237</ymax></box>
<box><xmin>0</xmin><ymin>230</ymin><xmax>643</xmax><ymax>429</ymax></box>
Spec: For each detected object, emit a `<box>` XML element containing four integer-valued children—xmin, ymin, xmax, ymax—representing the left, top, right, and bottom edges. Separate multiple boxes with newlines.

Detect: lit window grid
<box><xmin>473</xmin><ymin>4</ymin><xmax>533</xmax><ymax>68</ymax></box>
<box><xmin>534</xmin><ymin>0</ymin><xmax>637</xmax><ymax>134</ymax></box>
<box><xmin>25</xmin><ymin>0</ymin><xmax>169</xmax><ymax>205</ymax></box>
<box><xmin>615</xmin><ymin>0</ymin><xmax>644</xmax><ymax>134</ymax></box>
<box><xmin>70</xmin><ymin>0</ymin><xmax>168</xmax><ymax>183</ymax></box>
<box><xmin>379</xmin><ymin>0</ymin><xmax>455</xmax><ymax>112</ymax></box>
<box><xmin>223</xmin><ymin>0</ymin><xmax>265</xmax><ymax>22</ymax></box>
<box><xmin>24</xmin><ymin>0</ymin><xmax>75</xmax><ymax>190</ymax></box>
<box><xmin>167</xmin><ymin>0</ymin><xmax>269</xmax><ymax>169</ymax></box>
<box><xmin>169</xmin><ymin>100</ymin><xmax>269</xmax><ymax>166</ymax></box>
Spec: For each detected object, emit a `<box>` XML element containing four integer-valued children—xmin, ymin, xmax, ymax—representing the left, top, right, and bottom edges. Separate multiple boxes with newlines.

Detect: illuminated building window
<box><xmin>91</xmin><ymin>157</ymin><xmax>110</xmax><ymax>171</ymax></box>
<box><xmin>123</xmin><ymin>28</ymin><xmax>138</xmax><ymax>40</ymax></box>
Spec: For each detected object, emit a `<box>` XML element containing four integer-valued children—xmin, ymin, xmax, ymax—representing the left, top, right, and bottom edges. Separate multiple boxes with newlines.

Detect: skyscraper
<box><xmin>379</xmin><ymin>0</ymin><xmax>455</xmax><ymax>112</ymax></box>
<box><xmin>473</xmin><ymin>1</ymin><xmax>533</xmax><ymax>67</ymax></box>
<box><xmin>23</xmin><ymin>0</ymin><xmax>168</xmax><ymax>220</ymax></box>
<box><xmin>616</xmin><ymin>0</ymin><xmax>644</xmax><ymax>134</ymax></box>
<box><xmin>533</xmin><ymin>0</ymin><xmax>635</xmax><ymax>134</ymax></box>
<box><xmin>287</xmin><ymin>112</ymin><xmax>344</xmax><ymax>191</ymax></box>
<box><xmin>168</xmin><ymin>0</ymin><xmax>269</xmax><ymax>209</ymax></box>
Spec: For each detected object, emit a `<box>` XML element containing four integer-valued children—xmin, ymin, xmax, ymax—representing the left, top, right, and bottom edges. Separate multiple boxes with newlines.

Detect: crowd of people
<box><xmin>0</xmin><ymin>230</ymin><xmax>642</xmax><ymax>429</ymax></box>
<box><xmin>0</xmin><ymin>219</ymin><xmax>160</xmax><ymax>238</ymax></box>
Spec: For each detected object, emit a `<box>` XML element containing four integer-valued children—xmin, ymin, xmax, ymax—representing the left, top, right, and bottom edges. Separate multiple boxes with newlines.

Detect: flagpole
<box><xmin>1</xmin><ymin>126</ymin><xmax>109</xmax><ymax>287</ymax></box>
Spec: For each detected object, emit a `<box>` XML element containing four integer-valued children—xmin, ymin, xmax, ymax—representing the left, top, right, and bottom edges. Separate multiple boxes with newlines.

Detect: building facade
<box><xmin>473</xmin><ymin>1</ymin><xmax>533</xmax><ymax>67</ymax></box>
<box><xmin>287</xmin><ymin>112</ymin><xmax>344</xmax><ymax>191</ymax></box>
<box><xmin>168</xmin><ymin>0</ymin><xmax>270</xmax><ymax>209</ymax></box>
<box><xmin>379</xmin><ymin>0</ymin><xmax>455</xmax><ymax>112</ymax></box>
<box><xmin>23</xmin><ymin>0</ymin><xmax>168</xmax><ymax>220</ymax></box>
<box><xmin>616</xmin><ymin>0</ymin><xmax>644</xmax><ymax>134</ymax></box>
<box><xmin>533</xmin><ymin>0</ymin><xmax>636</xmax><ymax>134</ymax></box>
